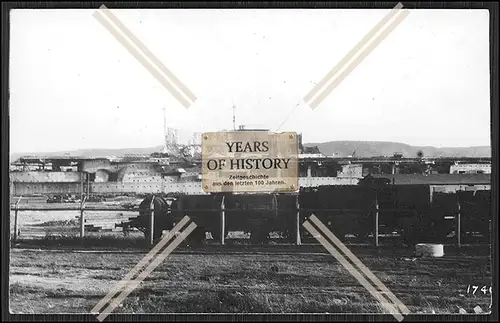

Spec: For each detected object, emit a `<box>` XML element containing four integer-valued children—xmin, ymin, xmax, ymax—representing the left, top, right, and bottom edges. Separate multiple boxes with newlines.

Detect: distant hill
<box><xmin>10</xmin><ymin>145</ymin><xmax>165</xmax><ymax>162</ymax></box>
<box><xmin>10</xmin><ymin>141</ymin><xmax>491</xmax><ymax>161</ymax></box>
<box><xmin>303</xmin><ymin>141</ymin><xmax>491</xmax><ymax>158</ymax></box>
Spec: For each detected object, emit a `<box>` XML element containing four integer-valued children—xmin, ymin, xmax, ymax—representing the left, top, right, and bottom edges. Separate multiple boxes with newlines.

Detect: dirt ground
<box><xmin>8</xmin><ymin>197</ymin><xmax>493</xmax><ymax>316</ymax></box>
<box><xmin>10</xmin><ymin>197</ymin><xmax>143</xmax><ymax>239</ymax></box>
<box><xmin>9</xmin><ymin>244</ymin><xmax>492</xmax><ymax>315</ymax></box>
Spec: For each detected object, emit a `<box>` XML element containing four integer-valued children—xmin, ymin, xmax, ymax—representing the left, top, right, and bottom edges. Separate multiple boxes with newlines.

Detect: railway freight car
<box><xmin>380</xmin><ymin>184</ymin><xmax>454</xmax><ymax>245</ymax></box>
<box><xmin>222</xmin><ymin>193</ymin><xmax>298</xmax><ymax>243</ymax></box>
<box><xmin>124</xmin><ymin>192</ymin><xmax>299</xmax><ymax>244</ymax></box>
<box><xmin>299</xmin><ymin>184</ymin><xmax>456</xmax><ymax>245</ymax></box>
<box><xmin>298</xmin><ymin>185</ymin><xmax>376</xmax><ymax>241</ymax></box>
<box><xmin>456</xmin><ymin>190</ymin><xmax>491</xmax><ymax>242</ymax></box>
<box><xmin>125</xmin><ymin>184</ymin><xmax>491</xmax><ymax>245</ymax></box>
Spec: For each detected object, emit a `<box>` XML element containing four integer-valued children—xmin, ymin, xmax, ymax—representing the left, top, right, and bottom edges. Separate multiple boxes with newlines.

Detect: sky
<box><xmin>9</xmin><ymin>8</ymin><xmax>491</xmax><ymax>154</ymax></box>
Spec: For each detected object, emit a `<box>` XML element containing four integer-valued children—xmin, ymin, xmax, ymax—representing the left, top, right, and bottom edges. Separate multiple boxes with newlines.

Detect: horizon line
<box><xmin>9</xmin><ymin>139</ymin><xmax>492</xmax><ymax>157</ymax></box>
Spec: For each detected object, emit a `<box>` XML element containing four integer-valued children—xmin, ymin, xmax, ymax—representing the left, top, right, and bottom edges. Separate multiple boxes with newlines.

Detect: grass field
<box><xmin>9</xmin><ymin>245</ymin><xmax>492</xmax><ymax>315</ymax></box>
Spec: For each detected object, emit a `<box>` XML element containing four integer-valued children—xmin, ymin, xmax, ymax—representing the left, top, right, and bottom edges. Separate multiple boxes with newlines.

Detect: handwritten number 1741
<box><xmin>467</xmin><ymin>285</ymin><xmax>492</xmax><ymax>295</ymax></box>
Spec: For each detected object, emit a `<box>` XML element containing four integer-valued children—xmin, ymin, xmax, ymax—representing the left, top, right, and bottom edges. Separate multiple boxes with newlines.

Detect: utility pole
<box><xmin>232</xmin><ymin>104</ymin><xmax>236</xmax><ymax>131</ymax></box>
<box><xmin>163</xmin><ymin>106</ymin><xmax>168</xmax><ymax>154</ymax></box>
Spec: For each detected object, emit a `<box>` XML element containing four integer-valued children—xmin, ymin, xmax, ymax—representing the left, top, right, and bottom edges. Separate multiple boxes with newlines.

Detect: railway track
<box><xmin>10</xmin><ymin>242</ymin><xmax>491</xmax><ymax>257</ymax></box>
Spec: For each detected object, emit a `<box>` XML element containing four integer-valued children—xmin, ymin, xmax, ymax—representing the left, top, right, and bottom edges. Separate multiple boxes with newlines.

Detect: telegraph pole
<box><xmin>163</xmin><ymin>106</ymin><xmax>168</xmax><ymax>154</ymax></box>
<box><xmin>232</xmin><ymin>104</ymin><xmax>236</xmax><ymax>131</ymax></box>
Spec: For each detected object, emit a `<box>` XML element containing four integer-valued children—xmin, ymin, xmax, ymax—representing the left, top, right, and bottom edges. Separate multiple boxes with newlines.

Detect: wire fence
<box><xmin>10</xmin><ymin>193</ymin><xmax>488</xmax><ymax>248</ymax></box>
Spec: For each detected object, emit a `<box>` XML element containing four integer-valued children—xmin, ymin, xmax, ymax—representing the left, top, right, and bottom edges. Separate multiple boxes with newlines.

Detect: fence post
<box><xmin>220</xmin><ymin>195</ymin><xmax>225</xmax><ymax>245</ymax></box>
<box><xmin>457</xmin><ymin>198</ymin><xmax>461</xmax><ymax>248</ymax></box>
<box><xmin>14</xmin><ymin>196</ymin><xmax>22</xmax><ymax>242</ymax></box>
<box><xmin>80</xmin><ymin>172</ymin><xmax>84</xmax><ymax>200</ymax></box>
<box><xmin>374</xmin><ymin>195</ymin><xmax>379</xmax><ymax>247</ymax></box>
<box><xmin>296</xmin><ymin>194</ymin><xmax>301</xmax><ymax>246</ymax></box>
<box><xmin>10</xmin><ymin>179</ymin><xmax>14</xmax><ymax>204</ymax></box>
<box><xmin>87</xmin><ymin>172</ymin><xmax>90</xmax><ymax>196</ymax></box>
<box><xmin>14</xmin><ymin>208</ymin><xmax>19</xmax><ymax>242</ymax></box>
<box><xmin>80</xmin><ymin>195</ymin><xmax>87</xmax><ymax>239</ymax></box>
<box><xmin>149</xmin><ymin>195</ymin><xmax>155</xmax><ymax>246</ymax></box>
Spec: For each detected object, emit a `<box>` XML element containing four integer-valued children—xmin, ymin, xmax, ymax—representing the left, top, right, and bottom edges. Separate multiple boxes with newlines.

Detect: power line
<box><xmin>276</xmin><ymin>103</ymin><xmax>300</xmax><ymax>131</ymax></box>
<box><xmin>232</xmin><ymin>104</ymin><xmax>236</xmax><ymax>131</ymax></box>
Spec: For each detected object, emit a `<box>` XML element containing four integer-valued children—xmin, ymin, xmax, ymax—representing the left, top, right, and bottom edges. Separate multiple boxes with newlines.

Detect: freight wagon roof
<box><xmin>333</xmin><ymin>157</ymin><xmax>491</xmax><ymax>164</ymax></box>
<box><xmin>368</xmin><ymin>174</ymin><xmax>491</xmax><ymax>185</ymax></box>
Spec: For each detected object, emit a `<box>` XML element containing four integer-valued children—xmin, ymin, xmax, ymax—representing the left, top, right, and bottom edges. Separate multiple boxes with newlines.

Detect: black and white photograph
<box><xmin>6</xmin><ymin>3</ymin><xmax>495</xmax><ymax>320</ymax></box>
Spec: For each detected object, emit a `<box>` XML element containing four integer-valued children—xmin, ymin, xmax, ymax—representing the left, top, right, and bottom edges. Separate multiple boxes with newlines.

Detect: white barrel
<box><xmin>415</xmin><ymin>243</ymin><xmax>444</xmax><ymax>257</ymax></box>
